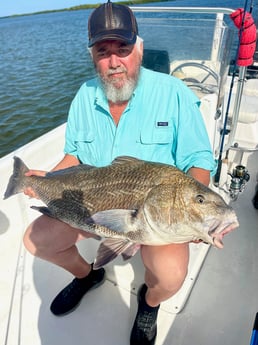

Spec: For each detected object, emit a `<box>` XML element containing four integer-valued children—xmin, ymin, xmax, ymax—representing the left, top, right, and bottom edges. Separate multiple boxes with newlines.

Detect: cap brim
<box><xmin>88</xmin><ymin>30</ymin><xmax>137</xmax><ymax>47</ymax></box>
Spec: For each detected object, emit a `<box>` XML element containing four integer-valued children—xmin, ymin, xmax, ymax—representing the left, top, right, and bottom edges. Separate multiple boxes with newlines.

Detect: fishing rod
<box><xmin>214</xmin><ymin>0</ymin><xmax>254</xmax><ymax>186</ymax></box>
<box><xmin>249</xmin><ymin>0</ymin><xmax>255</xmax><ymax>14</ymax></box>
<box><xmin>250</xmin><ymin>312</ymin><xmax>258</xmax><ymax>345</ymax></box>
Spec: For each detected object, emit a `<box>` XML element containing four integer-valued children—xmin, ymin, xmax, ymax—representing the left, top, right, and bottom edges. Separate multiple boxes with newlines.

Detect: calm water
<box><xmin>0</xmin><ymin>0</ymin><xmax>254</xmax><ymax>157</ymax></box>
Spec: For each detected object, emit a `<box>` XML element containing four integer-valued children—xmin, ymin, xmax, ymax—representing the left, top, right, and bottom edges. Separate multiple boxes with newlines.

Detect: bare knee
<box><xmin>23</xmin><ymin>215</ymin><xmax>84</xmax><ymax>259</ymax></box>
<box><xmin>164</xmin><ymin>263</ymin><xmax>188</xmax><ymax>293</ymax></box>
<box><xmin>23</xmin><ymin>216</ymin><xmax>50</xmax><ymax>256</ymax></box>
<box><xmin>141</xmin><ymin>243</ymin><xmax>189</xmax><ymax>299</ymax></box>
<box><xmin>146</xmin><ymin>260</ymin><xmax>188</xmax><ymax>293</ymax></box>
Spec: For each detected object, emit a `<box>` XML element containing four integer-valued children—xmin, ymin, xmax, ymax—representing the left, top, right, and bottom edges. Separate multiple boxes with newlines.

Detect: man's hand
<box><xmin>22</xmin><ymin>154</ymin><xmax>80</xmax><ymax>199</ymax></box>
<box><xmin>23</xmin><ymin>170</ymin><xmax>46</xmax><ymax>198</ymax></box>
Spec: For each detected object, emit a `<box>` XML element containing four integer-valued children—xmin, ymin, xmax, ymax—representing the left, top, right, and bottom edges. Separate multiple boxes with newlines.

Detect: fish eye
<box><xmin>196</xmin><ymin>194</ymin><xmax>205</xmax><ymax>204</ymax></box>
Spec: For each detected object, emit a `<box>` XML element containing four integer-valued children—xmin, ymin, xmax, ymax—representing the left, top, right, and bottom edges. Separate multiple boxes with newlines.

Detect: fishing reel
<box><xmin>228</xmin><ymin>165</ymin><xmax>250</xmax><ymax>200</ymax></box>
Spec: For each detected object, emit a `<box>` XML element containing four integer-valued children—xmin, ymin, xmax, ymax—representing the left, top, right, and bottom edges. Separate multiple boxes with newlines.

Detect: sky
<box><xmin>0</xmin><ymin>0</ymin><xmax>114</xmax><ymax>18</ymax></box>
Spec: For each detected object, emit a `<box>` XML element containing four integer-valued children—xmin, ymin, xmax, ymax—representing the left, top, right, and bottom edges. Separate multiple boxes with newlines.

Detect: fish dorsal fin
<box><xmin>111</xmin><ymin>156</ymin><xmax>143</xmax><ymax>166</ymax></box>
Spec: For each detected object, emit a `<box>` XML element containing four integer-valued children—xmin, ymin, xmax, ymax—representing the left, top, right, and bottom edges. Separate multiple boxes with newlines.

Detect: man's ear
<box><xmin>139</xmin><ymin>42</ymin><xmax>144</xmax><ymax>60</ymax></box>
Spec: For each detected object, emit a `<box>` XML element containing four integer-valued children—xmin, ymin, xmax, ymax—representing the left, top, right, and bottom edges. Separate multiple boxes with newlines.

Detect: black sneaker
<box><xmin>50</xmin><ymin>264</ymin><xmax>105</xmax><ymax>316</ymax></box>
<box><xmin>130</xmin><ymin>284</ymin><xmax>160</xmax><ymax>345</ymax></box>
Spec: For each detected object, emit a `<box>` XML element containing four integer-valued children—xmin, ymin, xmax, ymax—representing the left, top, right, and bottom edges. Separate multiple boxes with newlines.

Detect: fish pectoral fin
<box><xmin>89</xmin><ymin>209</ymin><xmax>137</xmax><ymax>233</ymax></box>
<box><xmin>93</xmin><ymin>238</ymin><xmax>140</xmax><ymax>269</ymax></box>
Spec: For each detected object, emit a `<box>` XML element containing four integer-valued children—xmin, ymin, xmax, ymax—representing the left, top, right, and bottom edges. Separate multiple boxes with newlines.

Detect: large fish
<box><xmin>4</xmin><ymin>156</ymin><xmax>239</xmax><ymax>268</ymax></box>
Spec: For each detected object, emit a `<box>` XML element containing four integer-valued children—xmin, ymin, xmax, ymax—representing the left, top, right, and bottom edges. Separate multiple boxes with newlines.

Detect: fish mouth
<box><xmin>208</xmin><ymin>218</ymin><xmax>239</xmax><ymax>249</ymax></box>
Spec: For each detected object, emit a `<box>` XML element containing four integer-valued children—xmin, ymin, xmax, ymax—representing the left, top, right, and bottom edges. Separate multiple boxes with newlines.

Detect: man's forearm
<box><xmin>188</xmin><ymin>167</ymin><xmax>210</xmax><ymax>186</ymax></box>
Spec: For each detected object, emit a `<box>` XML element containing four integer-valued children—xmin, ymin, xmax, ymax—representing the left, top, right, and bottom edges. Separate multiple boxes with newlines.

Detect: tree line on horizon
<box><xmin>4</xmin><ymin>0</ymin><xmax>171</xmax><ymax>18</ymax></box>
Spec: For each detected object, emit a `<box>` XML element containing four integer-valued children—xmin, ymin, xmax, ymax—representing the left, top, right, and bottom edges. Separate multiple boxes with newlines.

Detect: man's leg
<box><xmin>130</xmin><ymin>243</ymin><xmax>189</xmax><ymax>345</ymax></box>
<box><xmin>23</xmin><ymin>215</ymin><xmax>105</xmax><ymax>315</ymax></box>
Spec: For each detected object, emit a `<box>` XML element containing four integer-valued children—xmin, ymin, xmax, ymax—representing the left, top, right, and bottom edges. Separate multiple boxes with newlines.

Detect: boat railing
<box><xmin>131</xmin><ymin>7</ymin><xmax>234</xmax><ymax>15</ymax></box>
<box><xmin>132</xmin><ymin>6</ymin><xmax>234</xmax><ymax>63</ymax></box>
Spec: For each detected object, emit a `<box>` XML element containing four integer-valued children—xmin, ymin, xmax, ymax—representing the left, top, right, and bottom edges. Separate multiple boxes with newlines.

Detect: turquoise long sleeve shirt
<box><xmin>64</xmin><ymin>67</ymin><xmax>216</xmax><ymax>175</ymax></box>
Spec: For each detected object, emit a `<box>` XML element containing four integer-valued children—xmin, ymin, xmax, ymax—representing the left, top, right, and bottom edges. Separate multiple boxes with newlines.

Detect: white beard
<box><xmin>103</xmin><ymin>77</ymin><xmax>136</xmax><ymax>103</ymax></box>
<box><xmin>99</xmin><ymin>66</ymin><xmax>141</xmax><ymax>103</ymax></box>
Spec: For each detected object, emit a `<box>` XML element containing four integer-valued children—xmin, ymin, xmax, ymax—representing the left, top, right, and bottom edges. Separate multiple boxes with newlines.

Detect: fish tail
<box><xmin>4</xmin><ymin>156</ymin><xmax>29</xmax><ymax>199</ymax></box>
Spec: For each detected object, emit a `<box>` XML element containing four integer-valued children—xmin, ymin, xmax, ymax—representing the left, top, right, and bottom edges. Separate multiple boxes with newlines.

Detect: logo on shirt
<box><xmin>157</xmin><ymin>121</ymin><xmax>169</xmax><ymax>127</ymax></box>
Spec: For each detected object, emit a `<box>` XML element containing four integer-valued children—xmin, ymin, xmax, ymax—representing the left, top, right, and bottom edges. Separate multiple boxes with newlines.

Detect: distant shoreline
<box><xmin>1</xmin><ymin>0</ymin><xmax>171</xmax><ymax>19</ymax></box>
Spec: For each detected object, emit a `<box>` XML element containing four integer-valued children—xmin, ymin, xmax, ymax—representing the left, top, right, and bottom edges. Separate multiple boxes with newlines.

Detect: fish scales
<box><xmin>4</xmin><ymin>156</ymin><xmax>239</xmax><ymax>268</ymax></box>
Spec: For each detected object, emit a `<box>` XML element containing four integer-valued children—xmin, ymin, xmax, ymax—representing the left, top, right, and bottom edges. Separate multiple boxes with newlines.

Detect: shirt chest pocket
<box><xmin>139</xmin><ymin>126</ymin><xmax>173</xmax><ymax>145</ymax></box>
<box><xmin>74</xmin><ymin>130</ymin><xmax>96</xmax><ymax>163</ymax></box>
<box><xmin>74</xmin><ymin>130</ymin><xmax>95</xmax><ymax>145</ymax></box>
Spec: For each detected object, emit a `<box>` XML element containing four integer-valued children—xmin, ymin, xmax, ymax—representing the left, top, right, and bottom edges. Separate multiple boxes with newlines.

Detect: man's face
<box><xmin>92</xmin><ymin>40</ymin><xmax>143</xmax><ymax>103</ymax></box>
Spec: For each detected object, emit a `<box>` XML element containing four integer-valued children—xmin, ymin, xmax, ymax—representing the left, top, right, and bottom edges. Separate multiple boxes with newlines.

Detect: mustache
<box><xmin>107</xmin><ymin>67</ymin><xmax>127</xmax><ymax>76</ymax></box>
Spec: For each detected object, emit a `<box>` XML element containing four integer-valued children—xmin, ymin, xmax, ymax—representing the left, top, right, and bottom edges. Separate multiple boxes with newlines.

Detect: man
<box><xmin>23</xmin><ymin>2</ymin><xmax>216</xmax><ymax>344</ymax></box>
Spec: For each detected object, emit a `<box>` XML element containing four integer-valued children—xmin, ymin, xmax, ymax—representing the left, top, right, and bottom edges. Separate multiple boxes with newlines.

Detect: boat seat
<box><xmin>142</xmin><ymin>49</ymin><xmax>170</xmax><ymax>74</ymax></box>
